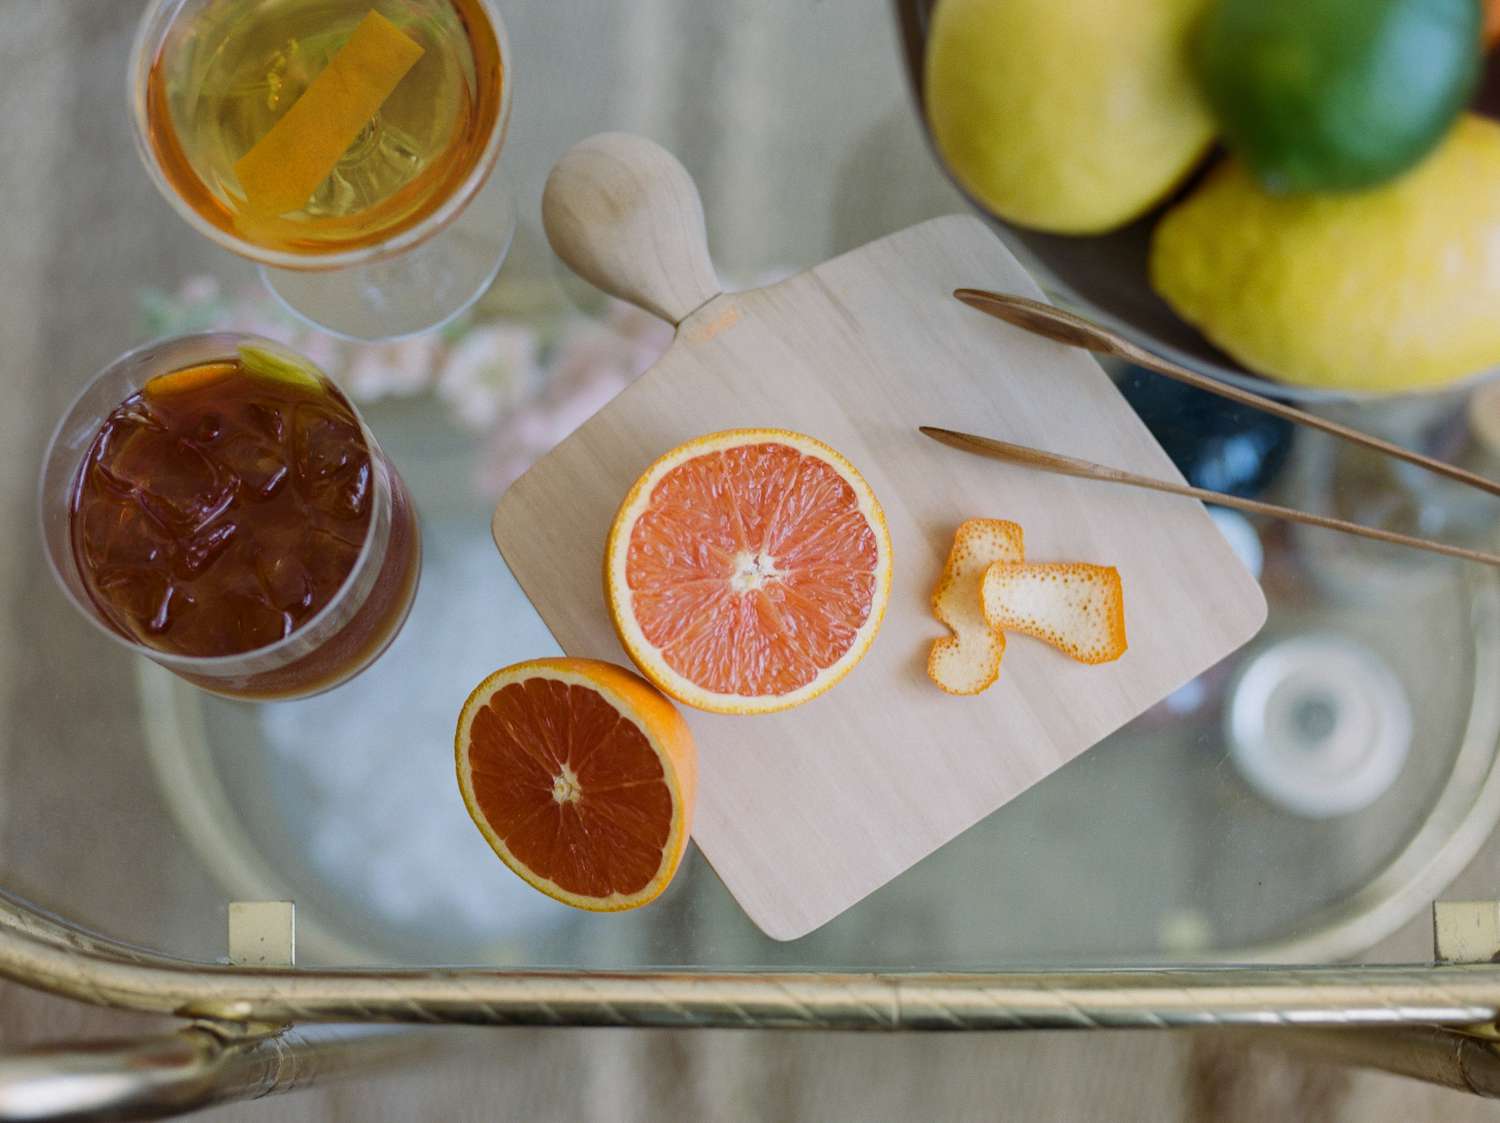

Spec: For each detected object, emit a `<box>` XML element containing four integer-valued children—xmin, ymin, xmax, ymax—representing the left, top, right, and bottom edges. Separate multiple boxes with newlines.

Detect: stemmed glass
<box><xmin>129</xmin><ymin>0</ymin><xmax>514</xmax><ymax>341</ymax></box>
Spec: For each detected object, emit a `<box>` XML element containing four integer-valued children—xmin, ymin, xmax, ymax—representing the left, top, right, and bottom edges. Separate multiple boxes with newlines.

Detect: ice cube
<box><xmin>75</xmin><ymin>489</ymin><xmax>169</xmax><ymax>572</ymax></box>
<box><xmin>192</xmin><ymin>412</ymin><xmax>223</xmax><ymax>444</ymax></box>
<box><xmin>213</xmin><ymin>433</ymin><xmax>290</xmax><ymax>501</ymax></box>
<box><xmin>310</xmin><ymin>458</ymin><xmax>372</xmax><ymax>522</ymax></box>
<box><xmin>216</xmin><ymin>591</ymin><xmax>296</xmax><ymax>650</ymax></box>
<box><xmin>298</xmin><ymin>525</ymin><xmax>363</xmax><ymax>602</ymax></box>
<box><xmin>291</xmin><ymin>402</ymin><xmax>363</xmax><ymax>485</ymax></box>
<box><xmin>108</xmin><ymin>398</ymin><xmax>167</xmax><ymax>436</ymax></box>
<box><xmin>254</xmin><ymin>551</ymin><xmax>316</xmax><ymax>614</ymax></box>
<box><xmin>176</xmin><ymin>519</ymin><xmax>239</xmax><ymax>579</ymax></box>
<box><xmin>245</xmin><ymin>402</ymin><xmax>286</xmax><ymax>442</ymax></box>
<box><xmin>93</xmin><ymin>566</ymin><xmax>177</xmax><ymax>637</ymax></box>
<box><xmin>102</xmin><ymin>427</ymin><xmax>235</xmax><ymax>532</ymax></box>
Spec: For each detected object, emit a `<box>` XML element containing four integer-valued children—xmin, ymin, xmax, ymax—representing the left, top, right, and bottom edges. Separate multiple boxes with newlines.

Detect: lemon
<box><xmin>1196</xmin><ymin>0</ymin><xmax>1481</xmax><ymax>194</ymax></box>
<box><xmin>1150</xmin><ymin>115</ymin><xmax>1500</xmax><ymax>394</ymax></box>
<box><xmin>924</xmin><ymin>0</ymin><xmax>1214</xmax><ymax>235</ymax></box>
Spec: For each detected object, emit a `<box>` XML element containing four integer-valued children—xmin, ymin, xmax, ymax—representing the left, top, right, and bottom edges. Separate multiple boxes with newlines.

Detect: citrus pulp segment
<box><xmin>606</xmin><ymin>429</ymin><xmax>892</xmax><ymax>714</ymax></box>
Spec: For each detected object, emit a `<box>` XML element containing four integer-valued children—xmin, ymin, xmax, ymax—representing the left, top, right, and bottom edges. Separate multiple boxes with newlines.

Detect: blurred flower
<box><xmin>472</xmin><ymin>301</ymin><xmax>672</xmax><ymax>498</ymax></box>
<box><xmin>139</xmin><ymin>274</ymin><xmax>230</xmax><ymax>338</ymax></box>
<box><xmin>436</xmin><ymin>323</ymin><xmax>543</xmax><ymax>430</ymax></box>
<box><xmin>344</xmin><ymin>334</ymin><xmax>444</xmax><ymax>402</ymax></box>
<box><xmin>178</xmin><ymin>275</ymin><xmax>222</xmax><ymax>305</ymax></box>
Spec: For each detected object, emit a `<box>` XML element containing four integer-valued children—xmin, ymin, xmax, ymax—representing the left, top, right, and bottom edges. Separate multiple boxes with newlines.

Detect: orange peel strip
<box><xmin>927</xmin><ymin>519</ymin><xmax>1024</xmax><ymax>695</ymax></box>
<box><xmin>143</xmin><ymin>361</ymin><xmax>239</xmax><ymax>399</ymax></box>
<box><xmin>981</xmin><ymin>561</ymin><xmax>1127</xmax><ymax>666</ymax></box>
<box><xmin>233</xmin><ymin>10</ymin><xmax>425</xmax><ymax>216</ymax></box>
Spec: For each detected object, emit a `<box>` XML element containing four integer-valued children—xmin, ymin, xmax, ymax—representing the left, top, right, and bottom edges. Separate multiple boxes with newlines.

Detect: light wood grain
<box><xmin>542</xmin><ymin>132</ymin><xmax>721</xmax><ymax>325</ymax></box>
<box><xmin>495</xmin><ymin>135</ymin><xmax>1267</xmax><ymax>941</ymax></box>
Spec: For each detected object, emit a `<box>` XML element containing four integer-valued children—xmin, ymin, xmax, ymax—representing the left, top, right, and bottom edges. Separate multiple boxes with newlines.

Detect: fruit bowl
<box><xmin>894</xmin><ymin>0</ymin><xmax>1500</xmax><ymax>404</ymax></box>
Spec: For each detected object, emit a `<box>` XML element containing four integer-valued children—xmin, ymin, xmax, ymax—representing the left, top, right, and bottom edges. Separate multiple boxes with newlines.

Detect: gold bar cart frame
<box><xmin>6</xmin><ymin>887</ymin><xmax>1500</xmax><ymax>1116</ymax></box>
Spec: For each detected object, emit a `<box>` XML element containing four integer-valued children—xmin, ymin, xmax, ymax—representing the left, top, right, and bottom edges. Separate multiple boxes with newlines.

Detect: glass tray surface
<box><xmin>3</xmin><ymin>0</ymin><xmax>1498</xmax><ymax>974</ymax></box>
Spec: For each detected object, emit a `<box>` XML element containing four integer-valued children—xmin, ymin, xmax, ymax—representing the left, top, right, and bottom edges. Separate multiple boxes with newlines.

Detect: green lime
<box><xmin>1195</xmin><ymin>0</ymin><xmax>1482</xmax><ymax>193</ymax></box>
<box><xmin>237</xmin><ymin>343</ymin><xmax>324</xmax><ymax>390</ymax></box>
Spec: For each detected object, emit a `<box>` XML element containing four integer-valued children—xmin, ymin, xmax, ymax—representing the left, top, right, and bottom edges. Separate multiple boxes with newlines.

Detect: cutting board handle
<box><xmin>542</xmin><ymin>133</ymin><xmax>723</xmax><ymax>326</ymax></box>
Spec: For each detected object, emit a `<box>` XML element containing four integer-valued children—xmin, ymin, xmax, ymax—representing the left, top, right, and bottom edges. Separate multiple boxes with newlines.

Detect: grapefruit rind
<box><xmin>980</xmin><ymin>562</ymin><xmax>1127</xmax><ymax>666</ymax></box>
<box><xmin>928</xmin><ymin>519</ymin><xmax>1024</xmax><ymax>695</ymax></box>
<box><xmin>605</xmin><ymin>428</ymin><xmax>893</xmax><ymax>715</ymax></box>
<box><xmin>454</xmin><ymin>657</ymin><xmax>697</xmax><ymax>912</ymax></box>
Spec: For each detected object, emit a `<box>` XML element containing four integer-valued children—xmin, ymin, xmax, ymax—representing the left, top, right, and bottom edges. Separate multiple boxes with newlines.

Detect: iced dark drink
<box><xmin>42</xmin><ymin>334</ymin><xmax>420</xmax><ymax>699</ymax></box>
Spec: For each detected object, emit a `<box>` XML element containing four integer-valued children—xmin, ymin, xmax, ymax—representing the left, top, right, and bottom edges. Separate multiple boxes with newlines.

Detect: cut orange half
<box><xmin>455</xmin><ymin>658</ymin><xmax>697</xmax><ymax>911</ymax></box>
<box><xmin>606</xmin><ymin>429</ymin><xmax>892</xmax><ymax>714</ymax></box>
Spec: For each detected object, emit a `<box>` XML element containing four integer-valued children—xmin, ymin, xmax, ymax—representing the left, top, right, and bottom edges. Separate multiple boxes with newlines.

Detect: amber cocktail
<box><xmin>42</xmin><ymin>334</ymin><xmax>420</xmax><ymax>699</ymax></box>
<box><xmin>130</xmin><ymin>1</ymin><xmax>513</xmax><ymax>340</ymax></box>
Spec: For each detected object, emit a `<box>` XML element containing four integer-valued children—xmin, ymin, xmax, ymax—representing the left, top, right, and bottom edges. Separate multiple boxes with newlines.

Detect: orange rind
<box><xmin>143</xmin><ymin>361</ymin><xmax>238</xmax><ymax>399</ymax></box>
<box><xmin>234</xmin><ymin>10</ymin><xmax>425</xmax><ymax>216</ymax></box>
<box><xmin>980</xmin><ymin>562</ymin><xmax>1127</xmax><ymax>665</ymax></box>
<box><xmin>927</xmin><ymin>519</ymin><xmax>1024</xmax><ymax>695</ymax></box>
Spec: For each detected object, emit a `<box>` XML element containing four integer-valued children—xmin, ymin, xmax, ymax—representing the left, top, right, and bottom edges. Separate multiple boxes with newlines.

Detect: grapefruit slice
<box><xmin>606</xmin><ymin>429</ymin><xmax>892</xmax><ymax>714</ymax></box>
<box><xmin>455</xmin><ymin>658</ymin><xmax>697</xmax><ymax>911</ymax></box>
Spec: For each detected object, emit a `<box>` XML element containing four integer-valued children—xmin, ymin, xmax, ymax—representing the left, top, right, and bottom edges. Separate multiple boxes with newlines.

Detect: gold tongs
<box><xmin>928</xmin><ymin>289</ymin><xmax>1500</xmax><ymax>568</ymax></box>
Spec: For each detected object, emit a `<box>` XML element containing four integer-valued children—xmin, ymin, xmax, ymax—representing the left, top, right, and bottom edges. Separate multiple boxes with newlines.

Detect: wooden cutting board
<box><xmin>492</xmin><ymin>134</ymin><xmax>1267</xmax><ymax>940</ymax></box>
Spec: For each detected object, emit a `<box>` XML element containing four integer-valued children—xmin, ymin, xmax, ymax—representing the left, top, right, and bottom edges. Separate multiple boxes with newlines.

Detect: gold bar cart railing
<box><xmin>6</xmin><ymin>888</ymin><xmax>1500</xmax><ymax>1116</ymax></box>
